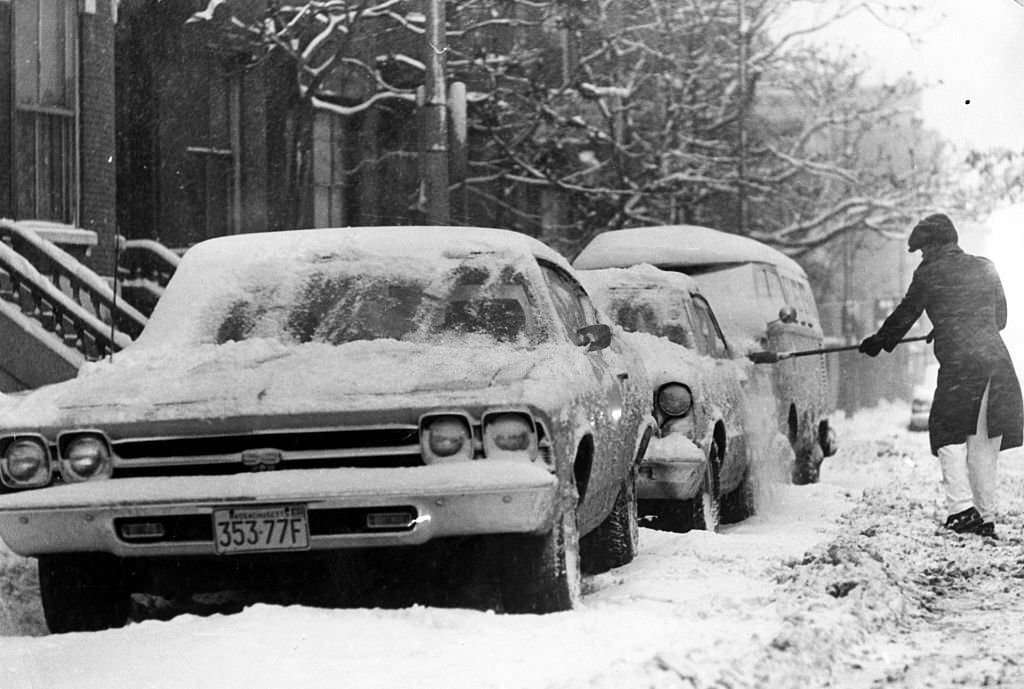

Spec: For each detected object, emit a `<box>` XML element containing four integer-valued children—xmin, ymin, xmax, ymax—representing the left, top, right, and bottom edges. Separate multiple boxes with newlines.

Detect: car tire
<box><xmin>580</xmin><ymin>464</ymin><xmax>639</xmax><ymax>574</ymax></box>
<box><xmin>792</xmin><ymin>438</ymin><xmax>824</xmax><ymax>485</ymax></box>
<box><xmin>38</xmin><ymin>553</ymin><xmax>132</xmax><ymax>633</ymax></box>
<box><xmin>719</xmin><ymin>466</ymin><xmax>756</xmax><ymax>524</ymax></box>
<box><xmin>498</xmin><ymin>485</ymin><xmax>582</xmax><ymax>614</ymax></box>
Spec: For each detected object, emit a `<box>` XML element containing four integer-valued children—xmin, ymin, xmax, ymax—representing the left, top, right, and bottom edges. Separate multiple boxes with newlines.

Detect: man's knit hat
<box><xmin>907</xmin><ymin>213</ymin><xmax>958</xmax><ymax>252</ymax></box>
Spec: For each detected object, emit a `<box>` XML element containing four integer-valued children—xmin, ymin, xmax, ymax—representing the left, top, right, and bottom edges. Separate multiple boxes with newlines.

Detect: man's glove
<box><xmin>858</xmin><ymin>333</ymin><xmax>885</xmax><ymax>357</ymax></box>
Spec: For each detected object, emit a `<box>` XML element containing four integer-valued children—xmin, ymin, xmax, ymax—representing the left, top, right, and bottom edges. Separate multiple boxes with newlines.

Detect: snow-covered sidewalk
<box><xmin>0</xmin><ymin>402</ymin><xmax>1021</xmax><ymax>689</ymax></box>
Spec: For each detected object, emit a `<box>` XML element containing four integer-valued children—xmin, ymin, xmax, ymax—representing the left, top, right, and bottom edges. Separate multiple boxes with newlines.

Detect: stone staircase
<box><xmin>0</xmin><ymin>220</ymin><xmax>179</xmax><ymax>392</ymax></box>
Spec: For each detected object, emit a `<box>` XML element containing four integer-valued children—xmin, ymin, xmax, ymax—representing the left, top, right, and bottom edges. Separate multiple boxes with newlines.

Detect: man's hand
<box><xmin>859</xmin><ymin>334</ymin><xmax>885</xmax><ymax>357</ymax></box>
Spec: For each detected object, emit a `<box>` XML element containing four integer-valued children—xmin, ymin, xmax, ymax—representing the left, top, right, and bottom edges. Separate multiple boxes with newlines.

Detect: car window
<box><xmin>601</xmin><ymin>288</ymin><xmax>694</xmax><ymax>347</ymax></box>
<box><xmin>213</xmin><ymin>259</ymin><xmax>542</xmax><ymax>347</ymax></box>
<box><xmin>540</xmin><ymin>263</ymin><xmax>591</xmax><ymax>337</ymax></box>
<box><xmin>691</xmin><ymin>295</ymin><xmax>729</xmax><ymax>358</ymax></box>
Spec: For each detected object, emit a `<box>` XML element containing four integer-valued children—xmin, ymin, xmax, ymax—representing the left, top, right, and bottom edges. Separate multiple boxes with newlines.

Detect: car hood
<box><xmin>0</xmin><ymin>338</ymin><xmax>595</xmax><ymax>430</ymax></box>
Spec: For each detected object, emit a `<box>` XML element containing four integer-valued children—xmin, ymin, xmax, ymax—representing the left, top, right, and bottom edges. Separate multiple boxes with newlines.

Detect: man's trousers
<box><xmin>937</xmin><ymin>380</ymin><xmax>1002</xmax><ymax>521</ymax></box>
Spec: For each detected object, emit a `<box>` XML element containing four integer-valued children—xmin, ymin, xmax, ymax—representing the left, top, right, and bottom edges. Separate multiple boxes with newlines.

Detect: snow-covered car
<box><xmin>0</xmin><ymin>226</ymin><xmax>656</xmax><ymax>631</ymax></box>
<box><xmin>578</xmin><ymin>265</ymin><xmax>754</xmax><ymax>532</ymax></box>
<box><xmin>574</xmin><ymin>224</ymin><xmax>837</xmax><ymax>484</ymax></box>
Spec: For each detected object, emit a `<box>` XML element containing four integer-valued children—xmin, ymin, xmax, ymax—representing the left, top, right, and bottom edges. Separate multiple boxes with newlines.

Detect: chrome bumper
<box><xmin>638</xmin><ymin>440</ymin><xmax>705</xmax><ymax>501</ymax></box>
<box><xmin>0</xmin><ymin>462</ymin><xmax>558</xmax><ymax>558</ymax></box>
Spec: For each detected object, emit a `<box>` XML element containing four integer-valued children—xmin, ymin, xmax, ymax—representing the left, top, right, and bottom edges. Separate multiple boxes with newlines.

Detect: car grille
<box><xmin>110</xmin><ymin>426</ymin><xmax>422</xmax><ymax>477</ymax></box>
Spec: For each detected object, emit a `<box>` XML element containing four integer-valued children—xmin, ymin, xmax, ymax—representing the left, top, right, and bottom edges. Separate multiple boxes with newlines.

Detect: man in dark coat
<box><xmin>860</xmin><ymin>213</ymin><xmax>1023</xmax><ymax>538</ymax></box>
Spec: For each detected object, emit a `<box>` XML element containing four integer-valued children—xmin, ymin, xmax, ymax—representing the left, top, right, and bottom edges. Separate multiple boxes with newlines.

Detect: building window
<box><xmin>13</xmin><ymin>0</ymin><xmax>78</xmax><ymax>224</ymax></box>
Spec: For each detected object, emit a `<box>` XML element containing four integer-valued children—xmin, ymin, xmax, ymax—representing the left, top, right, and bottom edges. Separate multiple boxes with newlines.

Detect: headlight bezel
<box><xmin>419</xmin><ymin>412</ymin><xmax>476</xmax><ymax>464</ymax></box>
<box><xmin>57</xmin><ymin>430</ymin><xmax>114</xmax><ymax>483</ymax></box>
<box><xmin>656</xmin><ymin>382</ymin><xmax>694</xmax><ymax>418</ymax></box>
<box><xmin>0</xmin><ymin>434</ymin><xmax>53</xmax><ymax>489</ymax></box>
<box><xmin>481</xmin><ymin>411</ymin><xmax>539</xmax><ymax>462</ymax></box>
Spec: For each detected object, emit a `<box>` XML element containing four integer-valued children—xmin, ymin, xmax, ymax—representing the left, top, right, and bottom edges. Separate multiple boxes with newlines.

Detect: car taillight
<box><xmin>420</xmin><ymin>415</ymin><xmax>474</xmax><ymax>464</ymax></box>
<box><xmin>482</xmin><ymin>412</ymin><xmax>538</xmax><ymax>461</ymax></box>
<box><xmin>59</xmin><ymin>433</ymin><xmax>113</xmax><ymax>482</ymax></box>
<box><xmin>657</xmin><ymin>383</ymin><xmax>693</xmax><ymax>417</ymax></box>
<box><xmin>0</xmin><ymin>436</ymin><xmax>52</xmax><ymax>489</ymax></box>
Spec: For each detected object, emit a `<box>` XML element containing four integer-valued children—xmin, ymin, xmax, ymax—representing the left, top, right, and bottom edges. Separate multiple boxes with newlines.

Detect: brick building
<box><xmin>0</xmin><ymin>0</ymin><xmax>117</xmax><ymax>273</ymax></box>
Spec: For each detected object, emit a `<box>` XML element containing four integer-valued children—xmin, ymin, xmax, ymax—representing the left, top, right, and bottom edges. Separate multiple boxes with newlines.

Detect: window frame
<box><xmin>538</xmin><ymin>260</ymin><xmax>600</xmax><ymax>343</ymax></box>
<box><xmin>10</xmin><ymin>0</ymin><xmax>80</xmax><ymax>224</ymax></box>
<box><xmin>690</xmin><ymin>293</ymin><xmax>731</xmax><ymax>359</ymax></box>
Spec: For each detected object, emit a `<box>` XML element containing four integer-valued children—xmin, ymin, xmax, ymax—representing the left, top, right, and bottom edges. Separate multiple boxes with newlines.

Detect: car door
<box><xmin>688</xmin><ymin>293</ymin><xmax>749</xmax><ymax>488</ymax></box>
<box><xmin>539</xmin><ymin>262</ymin><xmax>633</xmax><ymax>530</ymax></box>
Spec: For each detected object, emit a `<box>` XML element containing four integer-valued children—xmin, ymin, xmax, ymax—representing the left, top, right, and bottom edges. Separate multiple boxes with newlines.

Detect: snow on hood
<box><xmin>0</xmin><ymin>338</ymin><xmax>595</xmax><ymax>429</ymax></box>
<box><xmin>616</xmin><ymin>330</ymin><xmax>710</xmax><ymax>386</ymax></box>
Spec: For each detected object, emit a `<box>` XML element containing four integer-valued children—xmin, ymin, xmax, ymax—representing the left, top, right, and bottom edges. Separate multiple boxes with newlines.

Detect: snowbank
<box><xmin>2</xmin><ymin>402</ymin><xmax>1022</xmax><ymax>688</ymax></box>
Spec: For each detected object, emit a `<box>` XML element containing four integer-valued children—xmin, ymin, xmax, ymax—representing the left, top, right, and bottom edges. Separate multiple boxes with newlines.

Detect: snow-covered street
<box><xmin>1</xmin><ymin>401</ymin><xmax>1021</xmax><ymax>689</ymax></box>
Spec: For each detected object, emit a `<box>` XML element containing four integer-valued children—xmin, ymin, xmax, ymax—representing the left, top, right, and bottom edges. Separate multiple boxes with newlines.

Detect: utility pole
<box><xmin>421</xmin><ymin>0</ymin><xmax>450</xmax><ymax>224</ymax></box>
<box><xmin>736</xmin><ymin>0</ymin><xmax>749</xmax><ymax>234</ymax></box>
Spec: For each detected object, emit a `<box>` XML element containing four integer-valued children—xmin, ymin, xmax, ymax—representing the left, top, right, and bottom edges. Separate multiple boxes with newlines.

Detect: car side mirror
<box><xmin>778</xmin><ymin>305</ymin><xmax>798</xmax><ymax>324</ymax></box>
<box><xmin>577</xmin><ymin>324</ymin><xmax>612</xmax><ymax>352</ymax></box>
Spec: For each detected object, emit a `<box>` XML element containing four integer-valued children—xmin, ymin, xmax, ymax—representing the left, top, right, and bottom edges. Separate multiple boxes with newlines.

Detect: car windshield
<box><xmin>206</xmin><ymin>258</ymin><xmax>543</xmax><ymax>347</ymax></box>
<box><xmin>603</xmin><ymin>287</ymin><xmax>692</xmax><ymax>348</ymax></box>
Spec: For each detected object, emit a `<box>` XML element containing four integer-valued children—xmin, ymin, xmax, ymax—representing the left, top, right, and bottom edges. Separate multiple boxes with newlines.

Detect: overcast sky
<box><xmin>786</xmin><ymin>0</ymin><xmax>1024</xmax><ymax>151</ymax></box>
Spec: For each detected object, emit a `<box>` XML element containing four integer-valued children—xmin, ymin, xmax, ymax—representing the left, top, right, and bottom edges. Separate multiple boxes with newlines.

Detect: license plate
<box><xmin>213</xmin><ymin>505</ymin><xmax>310</xmax><ymax>554</ymax></box>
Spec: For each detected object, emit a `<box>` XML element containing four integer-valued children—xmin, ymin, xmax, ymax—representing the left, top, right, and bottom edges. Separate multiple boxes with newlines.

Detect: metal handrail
<box><xmin>0</xmin><ymin>241</ymin><xmax>131</xmax><ymax>361</ymax></box>
<box><xmin>0</xmin><ymin>220</ymin><xmax>148</xmax><ymax>339</ymax></box>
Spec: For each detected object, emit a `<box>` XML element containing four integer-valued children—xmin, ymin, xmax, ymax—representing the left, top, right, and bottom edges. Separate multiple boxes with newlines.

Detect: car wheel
<box><xmin>39</xmin><ymin>553</ymin><xmax>132</xmax><ymax>633</ymax></box>
<box><xmin>498</xmin><ymin>485</ymin><xmax>582</xmax><ymax>614</ymax></box>
<box><xmin>580</xmin><ymin>464</ymin><xmax>639</xmax><ymax>574</ymax></box>
<box><xmin>719</xmin><ymin>466</ymin><xmax>756</xmax><ymax>524</ymax></box>
<box><xmin>792</xmin><ymin>438</ymin><xmax>824</xmax><ymax>485</ymax></box>
<box><xmin>693</xmin><ymin>456</ymin><xmax>721</xmax><ymax>532</ymax></box>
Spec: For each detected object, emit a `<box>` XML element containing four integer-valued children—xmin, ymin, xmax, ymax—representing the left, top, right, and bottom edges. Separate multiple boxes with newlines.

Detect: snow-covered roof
<box><xmin>172</xmin><ymin>226</ymin><xmax>569</xmax><ymax>280</ymax></box>
<box><xmin>578</xmin><ymin>263</ymin><xmax>702</xmax><ymax>296</ymax></box>
<box><xmin>572</xmin><ymin>225</ymin><xmax>807</xmax><ymax>277</ymax></box>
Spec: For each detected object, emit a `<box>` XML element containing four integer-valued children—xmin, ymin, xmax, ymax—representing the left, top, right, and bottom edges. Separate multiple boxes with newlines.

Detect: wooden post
<box><xmin>448</xmin><ymin>81</ymin><xmax>468</xmax><ymax>225</ymax></box>
<box><xmin>421</xmin><ymin>0</ymin><xmax>450</xmax><ymax>224</ymax></box>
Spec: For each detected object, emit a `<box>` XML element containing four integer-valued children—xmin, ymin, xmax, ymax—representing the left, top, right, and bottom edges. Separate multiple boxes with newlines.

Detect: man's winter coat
<box><xmin>875</xmin><ymin>243</ymin><xmax>1023</xmax><ymax>455</ymax></box>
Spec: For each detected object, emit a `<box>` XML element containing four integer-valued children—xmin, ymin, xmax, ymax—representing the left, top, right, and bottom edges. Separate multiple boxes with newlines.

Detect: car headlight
<box><xmin>58</xmin><ymin>433</ymin><xmax>113</xmax><ymax>482</ymax></box>
<box><xmin>0</xmin><ymin>435</ymin><xmax>52</xmax><ymax>489</ymax></box>
<box><xmin>420</xmin><ymin>415</ymin><xmax>474</xmax><ymax>464</ymax></box>
<box><xmin>482</xmin><ymin>412</ymin><xmax>538</xmax><ymax>461</ymax></box>
<box><xmin>657</xmin><ymin>383</ymin><xmax>693</xmax><ymax>417</ymax></box>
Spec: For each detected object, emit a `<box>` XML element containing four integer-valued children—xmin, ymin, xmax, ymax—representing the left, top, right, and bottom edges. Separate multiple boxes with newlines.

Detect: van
<box><xmin>573</xmin><ymin>224</ymin><xmax>837</xmax><ymax>484</ymax></box>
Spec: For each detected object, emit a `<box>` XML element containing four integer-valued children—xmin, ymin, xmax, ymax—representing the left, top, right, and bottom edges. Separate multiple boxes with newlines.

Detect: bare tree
<box><xmin>189</xmin><ymin>0</ymin><xmax>961</xmax><ymax>256</ymax></box>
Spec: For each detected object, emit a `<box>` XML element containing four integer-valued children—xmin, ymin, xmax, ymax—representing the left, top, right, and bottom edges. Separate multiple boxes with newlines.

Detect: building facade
<box><xmin>0</xmin><ymin>0</ymin><xmax>117</xmax><ymax>272</ymax></box>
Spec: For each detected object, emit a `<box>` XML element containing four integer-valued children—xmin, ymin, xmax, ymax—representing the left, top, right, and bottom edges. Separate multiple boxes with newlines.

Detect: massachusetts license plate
<box><xmin>213</xmin><ymin>505</ymin><xmax>310</xmax><ymax>554</ymax></box>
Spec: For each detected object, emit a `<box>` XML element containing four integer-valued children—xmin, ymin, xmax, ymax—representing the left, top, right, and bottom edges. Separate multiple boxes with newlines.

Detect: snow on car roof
<box><xmin>182</xmin><ymin>226</ymin><xmax>570</xmax><ymax>272</ymax></box>
<box><xmin>572</xmin><ymin>225</ymin><xmax>807</xmax><ymax>277</ymax></box>
<box><xmin>577</xmin><ymin>262</ymin><xmax>702</xmax><ymax>294</ymax></box>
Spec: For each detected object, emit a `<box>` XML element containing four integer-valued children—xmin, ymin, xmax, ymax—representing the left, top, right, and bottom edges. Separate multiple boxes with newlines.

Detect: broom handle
<box><xmin>782</xmin><ymin>333</ymin><xmax>931</xmax><ymax>359</ymax></box>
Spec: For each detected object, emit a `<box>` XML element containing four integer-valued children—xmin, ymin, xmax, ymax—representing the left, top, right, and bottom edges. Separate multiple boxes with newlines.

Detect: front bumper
<box><xmin>0</xmin><ymin>462</ymin><xmax>558</xmax><ymax>558</ymax></box>
<box><xmin>638</xmin><ymin>439</ymin><xmax>705</xmax><ymax>501</ymax></box>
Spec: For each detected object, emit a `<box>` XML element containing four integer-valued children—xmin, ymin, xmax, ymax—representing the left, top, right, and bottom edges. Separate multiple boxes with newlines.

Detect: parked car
<box><xmin>0</xmin><ymin>226</ymin><xmax>655</xmax><ymax>631</ymax></box>
<box><xmin>578</xmin><ymin>265</ymin><xmax>755</xmax><ymax>532</ymax></box>
<box><xmin>573</xmin><ymin>224</ymin><xmax>837</xmax><ymax>484</ymax></box>
<box><xmin>909</xmin><ymin>363</ymin><xmax>939</xmax><ymax>432</ymax></box>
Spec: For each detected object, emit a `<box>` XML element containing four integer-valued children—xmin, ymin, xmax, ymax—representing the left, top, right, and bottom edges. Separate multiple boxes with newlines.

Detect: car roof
<box><xmin>576</xmin><ymin>263</ymin><xmax>703</xmax><ymax>295</ymax></box>
<box><xmin>573</xmin><ymin>225</ymin><xmax>807</xmax><ymax>277</ymax></box>
<box><xmin>183</xmin><ymin>226</ymin><xmax>574</xmax><ymax>273</ymax></box>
